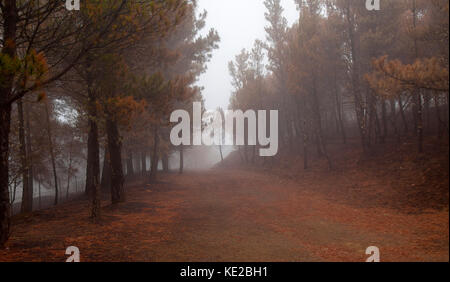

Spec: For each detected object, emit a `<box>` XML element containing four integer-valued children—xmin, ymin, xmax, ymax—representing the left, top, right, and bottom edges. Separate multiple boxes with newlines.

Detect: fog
<box><xmin>197</xmin><ymin>0</ymin><xmax>299</xmax><ymax>110</ymax></box>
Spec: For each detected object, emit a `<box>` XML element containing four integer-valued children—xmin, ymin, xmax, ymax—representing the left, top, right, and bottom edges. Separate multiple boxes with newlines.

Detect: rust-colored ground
<box><xmin>1</xmin><ymin>138</ymin><xmax>449</xmax><ymax>262</ymax></box>
<box><xmin>0</xmin><ymin>165</ymin><xmax>448</xmax><ymax>261</ymax></box>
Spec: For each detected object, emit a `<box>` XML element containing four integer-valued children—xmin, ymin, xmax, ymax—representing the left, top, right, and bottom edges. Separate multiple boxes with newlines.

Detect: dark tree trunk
<box><xmin>0</xmin><ymin>103</ymin><xmax>12</xmax><ymax>248</ymax></box>
<box><xmin>296</xmin><ymin>97</ymin><xmax>308</xmax><ymax>170</ymax></box>
<box><xmin>434</xmin><ymin>93</ymin><xmax>447</xmax><ymax>137</ymax></box>
<box><xmin>86</xmin><ymin>91</ymin><xmax>101</xmax><ymax>220</ymax></box>
<box><xmin>303</xmin><ymin>122</ymin><xmax>308</xmax><ymax>170</ymax></box>
<box><xmin>38</xmin><ymin>178</ymin><xmax>41</xmax><ymax>209</ymax></box>
<box><xmin>66</xmin><ymin>142</ymin><xmax>73</xmax><ymax>201</ymax></box>
<box><xmin>85</xmin><ymin>144</ymin><xmax>93</xmax><ymax>196</ymax></box>
<box><xmin>416</xmin><ymin>91</ymin><xmax>424</xmax><ymax>153</ymax></box>
<box><xmin>179</xmin><ymin>146</ymin><xmax>184</xmax><ymax>174</ymax></box>
<box><xmin>101</xmin><ymin>145</ymin><xmax>111</xmax><ymax>192</ymax></box>
<box><xmin>25</xmin><ymin>101</ymin><xmax>33</xmax><ymax>209</ymax></box>
<box><xmin>333</xmin><ymin>75</ymin><xmax>346</xmax><ymax>144</ymax></box>
<box><xmin>0</xmin><ymin>0</ymin><xmax>17</xmax><ymax>247</ymax></box>
<box><xmin>311</xmin><ymin>75</ymin><xmax>332</xmax><ymax>169</ymax></box>
<box><xmin>398</xmin><ymin>95</ymin><xmax>408</xmax><ymax>134</ymax></box>
<box><xmin>219</xmin><ymin>145</ymin><xmax>224</xmax><ymax>162</ymax></box>
<box><xmin>141</xmin><ymin>151</ymin><xmax>147</xmax><ymax>175</ymax></box>
<box><xmin>345</xmin><ymin>3</ymin><xmax>368</xmax><ymax>152</ymax></box>
<box><xmin>126</xmin><ymin>150</ymin><xmax>134</xmax><ymax>177</ymax></box>
<box><xmin>381</xmin><ymin>100</ymin><xmax>388</xmax><ymax>144</ymax></box>
<box><xmin>107</xmin><ymin>118</ymin><xmax>125</xmax><ymax>204</ymax></box>
<box><xmin>412</xmin><ymin>0</ymin><xmax>423</xmax><ymax>153</ymax></box>
<box><xmin>390</xmin><ymin>99</ymin><xmax>400</xmax><ymax>143</ymax></box>
<box><xmin>162</xmin><ymin>154</ymin><xmax>169</xmax><ymax>172</ymax></box>
<box><xmin>372</xmin><ymin>94</ymin><xmax>382</xmax><ymax>145</ymax></box>
<box><xmin>18</xmin><ymin>99</ymin><xmax>31</xmax><ymax>213</ymax></box>
<box><xmin>150</xmin><ymin>126</ymin><xmax>160</xmax><ymax>181</ymax></box>
<box><xmin>44</xmin><ymin>100</ymin><xmax>59</xmax><ymax>206</ymax></box>
<box><xmin>424</xmin><ymin>94</ymin><xmax>431</xmax><ymax>134</ymax></box>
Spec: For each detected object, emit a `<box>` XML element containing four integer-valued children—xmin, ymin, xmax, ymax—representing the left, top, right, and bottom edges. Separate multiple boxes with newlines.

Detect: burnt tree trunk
<box><xmin>219</xmin><ymin>145</ymin><xmax>224</xmax><ymax>163</ymax></box>
<box><xmin>162</xmin><ymin>154</ymin><xmax>169</xmax><ymax>172</ymax></box>
<box><xmin>126</xmin><ymin>150</ymin><xmax>134</xmax><ymax>177</ymax></box>
<box><xmin>86</xmin><ymin>84</ymin><xmax>101</xmax><ymax>220</ymax></box>
<box><xmin>25</xmin><ymin>101</ymin><xmax>33</xmax><ymax>209</ymax></box>
<box><xmin>18</xmin><ymin>99</ymin><xmax>31</xmax><ymax>213</ymax></box>
<box><xmin>66</xmin><ymin>142</ymin><xmax>73</xmax><ymax>201</ymax></box>
<box><xmin>381</xmin><ymin>100</ymin><xmax>388</xmax><ymax>144</ymax></box>
<box><xmin>333</xmin><ymin>72</ymin><xmax>346</xmax><ymax>144</ymax></box>
<box><xmin>295</xmin><ymin>97</ymin><xmax>308</xmax><ymax>170</ymax></box>
<box><xmin>416</xmin><ymin>90</ymin><xmax>424</xmax><ymax>153</ymax></box>
<box><xmin>44</xmin><ymin>100</ymin><xmax>59</xmax><ymax>206</ymax></box>
<box><xmin>149</xmin><ymin>126</ymin><xmax>160</xmax><ymax>181</ymax></box>
<box><xmin>412</xmin><ymin>0</ymin><xmax>423</xmax><ymax>153</ymax></box>
<box><xmin>0</xmin><ymin>0</ymin><xmax>18</xmax><ymax>248</ymax></box>
<box><xmin>390</xmin><ymin>99</ymin><xmax>400</xmax><ymax>143</ymax></box>
<box><xmin>345</xmin><ymin>2</ymin><xmax>368</xmax><ymax>152</ymax></box>
<box><xmin>101</xmin><ymin>145</ymin><xmax>111</xmax><ymax>192</ymax></box>
<box><xmin>0</xmin><ymin>101</ymin><xmax>12</xmax><ymax>247</ymax></box>
<box><xmin>434</xmin><ymin>93</ymin><xmax>448</xmax><ymax>137</ymax></box>
<box><xmin>398</xmin><ymin>95</ymin><xmax>408</xmax><ymax>134</ymax></box>
<box><xmin>311</xmin><ymin>74</ymin><xmax>332</xmax><ymax>170</ymax></box>
<box><xmin>107</xmin><ymin>118</ymin><xmax>125</xmax><ymax>204</ymax></box>
<box><xmin>179</xmin><ymin>146</ymin><xmax>184</xmax><ymax>174</ymax></box>
<box><xmin>141</xmin><ymin>151</ymin><xmax>147</xmax><ymax>175</ymax></box>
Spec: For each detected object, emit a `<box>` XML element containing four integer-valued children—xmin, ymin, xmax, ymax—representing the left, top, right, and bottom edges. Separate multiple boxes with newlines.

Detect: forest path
<box><xmin>1</xmin><ymin>169</ymin><xmax>448</xmax><ymax>261</ymax></box>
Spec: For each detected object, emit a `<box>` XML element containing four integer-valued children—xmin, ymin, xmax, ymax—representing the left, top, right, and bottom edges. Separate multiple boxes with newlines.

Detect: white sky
<box><xmin>197</xmin><ymin>0</ymin><xmax>299</xmax><ymax>110</ymax></box>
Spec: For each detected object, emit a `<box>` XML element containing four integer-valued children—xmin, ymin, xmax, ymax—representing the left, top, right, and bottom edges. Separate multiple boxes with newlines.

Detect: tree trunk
<box><xmin>333</xmin><ymin>75</ymin><xmax>346</xmax><ymax>144</ymax></box>
<box><xmin>141</xmin><ymin>151</ymin><xmax>147</xmax><ymax>176</ymax></box>
<box><xmin>416</xmin><ymin>91</ymin><xmax>424</xmax><ymax>153</ymax></box>
<box><xmin>345</xmin><ymin>2</ymin><xmax>368</xmax><ymax>152</ymax></box>
<box><xmin>0</xmin><ymin>91</ymin><xmax>11</xmax><ymax>246</ymax></box>
<box><xmin>398</xmin><ymin>95</ymin><xmax>408</xmax><ymax>135</ymax></box>
<box><xmin>86</xmin><ymin>96</ymin><xmax>101</xmax><ymax>219</ymax></box>
<box><xmin>311</xmin><ymin>75</ymin><xmax>332</xmax><ymax>169</ymax></box>
<box><xmin>219</xmin><ymin>145</ymin><xmax>224</xmax><ymax>163</ymax></box>
<box><xmin>107</xmin><ymin>118</ymin><xmax>125</xmax><ymax>204</ymax></box>
<box><xmin>381</xmin><ymin>100</ymin><xmax>388</xmax><ymax>144</ymax></box>
<box><xmin>101</xmin><ymin>145</ymin><xmax>111</xmax><ymax>192</ymax></box>
<box><xmin>390</xmin><ymin>99</ymin><xmax>400</xmax><ymax>143</ymax></box>
<box><xmin>424</xmin><ymin>94</ymin><xmax>431</xmax><ymax>134</ymax></box>
<box><xmin>0</xmin><ymin>0</ymin><xmax>18</xmax><ymax>247</ymax></box>
<box><xmin>149</xmin><ymin>126</ymin><xmax>160</xmax><ymax>181</ymax></box>
<box><xmin>162</xmin><ymin>154</ymin><xmax>169</xmax><ymax>172</ymax></box>
<box><xmin>38</xmin><ymin>179</ymin><xmax>41</xmax><ymax>209</ymax></box>
<box><xmin>126</xmin><ymin>150</ymin><xmax>134</xmax><ymax>177</ymax></box>
<box><xmin>179</xmin><ymin>146</ymin><xmax>184</xmax><ymax>174</ymax></box>
<box><xmin>412</xmin><ymin>0</ymin><xmax>423</xmax><ymax>153</ymax></box>
<box><xmin>302</xmin><ymin>120</ymin><xmax>308</xmax><ymax>170</ymax></box>
<box><xmin>434</xmin><ymin>93</ymin><xmax>448</xmax><ymax>137</ymax></box>
<box><xmin>25</xmin><ymin>101</ymin><xmax>34</xmax><ymax>209</ymax></box>
<box><xmin>296</xmin><ymin>97</ymin><xmax>308</xmax><ymax>170</ymax></box>
<box><xmin>44</xmin><ymin>100</ymin><xmax>59</xmax><ymax>206</ymax></box>
<box><xmin>66</xmin><ymin>142</ymin><xmax>73</xmax><ymax>201</ymax></box>
<box><xmin>18</xmin><ymin>99</ymin><xmax>31</xmax><ymax>213</ymax></box>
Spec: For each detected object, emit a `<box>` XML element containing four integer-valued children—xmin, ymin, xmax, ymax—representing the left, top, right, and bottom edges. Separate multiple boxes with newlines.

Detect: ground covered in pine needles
<box><xmin>0</xmin><ymin>138</ymin><xmax>448</xmax><ymax>262</ymax></box>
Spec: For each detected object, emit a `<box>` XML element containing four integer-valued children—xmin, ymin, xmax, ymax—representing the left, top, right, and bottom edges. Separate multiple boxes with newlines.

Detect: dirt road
<box><xmin>1</xmin><ymin>169</ymin><xmax>448</xmax><ymax>262</ymax></box>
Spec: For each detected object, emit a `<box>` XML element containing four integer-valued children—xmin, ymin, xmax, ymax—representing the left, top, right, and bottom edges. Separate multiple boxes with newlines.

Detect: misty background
<box><xmin>197</xmin><ymin>0</ymin><xmax>298</xmax><ymax>110</ymax></box>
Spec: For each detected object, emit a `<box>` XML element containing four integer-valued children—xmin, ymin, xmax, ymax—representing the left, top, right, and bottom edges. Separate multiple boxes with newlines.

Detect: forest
<box><xmin>0</xmin><ymin>0</ymin><xmax>448</xmax><ymax>262</ymax></box>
